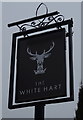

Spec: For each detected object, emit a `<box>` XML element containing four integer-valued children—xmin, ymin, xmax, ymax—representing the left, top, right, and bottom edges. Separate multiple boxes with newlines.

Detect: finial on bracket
<box><xmin>36</xmin><ymin>3</ymin><xmax>48</xmax><ymax>17</ymax></box>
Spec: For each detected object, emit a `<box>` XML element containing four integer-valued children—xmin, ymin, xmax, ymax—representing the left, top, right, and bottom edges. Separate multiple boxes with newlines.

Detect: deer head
<box><xmin>27</xmin><ymin>42</ymin><xmax>55</xmax><ymax>75</ymax></box>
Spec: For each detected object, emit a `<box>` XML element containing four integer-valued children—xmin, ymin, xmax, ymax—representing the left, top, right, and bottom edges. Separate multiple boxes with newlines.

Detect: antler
<box><xmin>44</xmin><ymin>41</ymin><xmax>55</xmax><ymax>54</ymax></box>
<box><xmin>27</xmin><ymin>48</ymin><xmax>36</xmax><ymax>56</ymax></box>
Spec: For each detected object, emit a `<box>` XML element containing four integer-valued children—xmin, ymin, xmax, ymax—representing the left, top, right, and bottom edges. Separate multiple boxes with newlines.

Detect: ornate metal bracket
<box><xmin>20</xmin><ymin>3</ymin><xmax>64</xmax><ymax>32</ymax></box>
<box><xmin>17</xmin><ymin>3</ymin><xmax>64</xmax><ymax>32</ymax></box>
<box><xmin>8</xmin><ymin>3</ymin><xmax>65</xmax><ymax>34</ymax></box>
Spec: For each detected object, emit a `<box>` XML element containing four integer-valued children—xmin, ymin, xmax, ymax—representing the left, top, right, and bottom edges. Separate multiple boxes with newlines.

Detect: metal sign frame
<box><xmin>8</xmin><ymin>20</ymin><xmax>74</xmax><ymax>109</ymax></box>
<box><xmin>8</xmin><ymin>3</ymin><xmax>74</xmax><ymax>109</ymax></box>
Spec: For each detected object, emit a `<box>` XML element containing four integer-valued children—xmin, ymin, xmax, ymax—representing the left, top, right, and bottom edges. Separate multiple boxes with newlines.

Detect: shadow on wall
<box><xmin>74</xmin><ymin>82</ymin><xmax>83</xmax><ymax>120</ymax></box>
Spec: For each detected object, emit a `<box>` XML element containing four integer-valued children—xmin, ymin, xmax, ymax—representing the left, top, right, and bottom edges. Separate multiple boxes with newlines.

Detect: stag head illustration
<box><xmin>27</xmin><ymin>42</ymin><xmax>55</xmax><ymax>75</ymax></box>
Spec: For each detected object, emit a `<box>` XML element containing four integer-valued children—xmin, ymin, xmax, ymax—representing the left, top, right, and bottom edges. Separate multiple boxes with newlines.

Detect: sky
<box><xmin>0</xmin><ymin>1</ymin><xmax>81</xmax><ymax>119</ymax></box>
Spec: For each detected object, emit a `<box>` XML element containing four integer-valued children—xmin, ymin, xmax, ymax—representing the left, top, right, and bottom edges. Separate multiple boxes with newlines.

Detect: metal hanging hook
<box><xmin>36</xmin><ymin>3</ymin><xmax>48</xmax><ymax>17</ymax></box>
<box><xmin>36</xmin><ymin>3</ymin><xmax>48</xmax><ymax>26</ymax></box>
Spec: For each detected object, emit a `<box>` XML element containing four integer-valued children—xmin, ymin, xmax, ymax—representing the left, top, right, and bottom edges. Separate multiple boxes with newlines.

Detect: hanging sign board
<box><xmin>8</xmin><ymin>24</ymin><xmax>74</xmax><ymax>109</ymax></box>
<box><xmin>15</xmin><ymin>28</ymin><xmax>66</xmax><ymax>103</ymax></box>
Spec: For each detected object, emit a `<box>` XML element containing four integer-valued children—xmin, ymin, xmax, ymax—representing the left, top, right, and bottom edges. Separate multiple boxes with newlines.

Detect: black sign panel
<box><xmin>8</xmin><ymin>25</ymin><xmax>74</xmax><ymax>109</ymax></box>
<box><xmin>15</xmin><ymin>29</ymin><xmax>66</xmax><ymax>103</ymax></box>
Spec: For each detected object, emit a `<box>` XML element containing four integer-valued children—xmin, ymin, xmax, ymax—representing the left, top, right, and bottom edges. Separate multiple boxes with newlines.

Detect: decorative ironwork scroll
<box><xmin>16</xmin><ymin>3</ymin><xmax>65</xmax><ymax>32</ymax></box>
